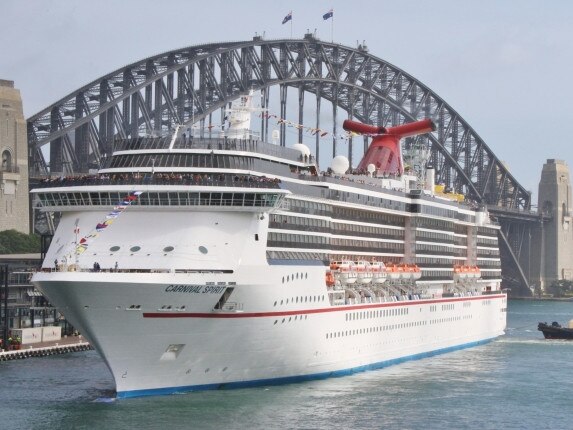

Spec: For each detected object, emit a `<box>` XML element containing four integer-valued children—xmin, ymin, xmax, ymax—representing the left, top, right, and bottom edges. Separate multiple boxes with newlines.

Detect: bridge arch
<box><xmin>27</xmin><ymin>35</ymin><xmax>535</xmax><ymax>293</ymax></box>
<box><xmin>27</xmin><ymin>35</ymin><xmax>529</xmax><ymax>210</ymax></box>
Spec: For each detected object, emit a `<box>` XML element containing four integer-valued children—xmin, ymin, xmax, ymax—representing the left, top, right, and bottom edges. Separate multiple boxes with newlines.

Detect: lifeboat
<box><xmin>402</xmin><ymin>264</ymin><xmax>415</xmax><ymax>281</ymax></box>
<box><xmin>386</xmin><ymin>264</ymin><xmax>402</xmax><ymax>281</ymax></box>
<box><xmin>371</xmin><ymin>261</ymin><xmax>387</xmax><ymax>283</ymax></box>
<box><xmin>453</xmin><ymin>265</ymin><xmax>465</xmax><ymax>281</ymax></box>
<box><xmin>468</xmin><ymin>266</ymin><xmax>481</xmax><ymax>279</ymax></box>
<box><xmin>453</xmin><ymin>265</ymin><xmax>481</xmax><ymax>281</ymax></box>
<box><xmin>331</xmin><ymin>260</ymin><xmax>357</xmax><ymax>284</ymax></box>
<box><xmin>410</xmin><ymin>264</ymin><xmax>422</xmax><ymax>280</ymax></box>
<box><xmin>355</xmin><ymin>260</ymin><xmax>373</xmax><ymax>284</ymax></box>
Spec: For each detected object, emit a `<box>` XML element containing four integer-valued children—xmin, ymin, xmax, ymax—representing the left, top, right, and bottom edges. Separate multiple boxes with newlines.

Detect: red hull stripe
<box><xmin>143</xmin><ymin>294</ymin><xmax>505</xmax><ymax>319</ymax></box>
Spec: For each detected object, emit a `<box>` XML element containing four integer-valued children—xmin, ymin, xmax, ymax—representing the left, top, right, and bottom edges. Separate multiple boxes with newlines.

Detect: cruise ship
<box><xmin>31</xmin><ymin>92</ymin><xmax>507</xmax><ymax>398</ymax></box>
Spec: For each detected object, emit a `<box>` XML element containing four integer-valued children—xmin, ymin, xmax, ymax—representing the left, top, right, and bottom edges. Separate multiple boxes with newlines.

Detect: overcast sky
<box><xmin>2</xmin><ymin>0</ymin><xmax>572</xmax><ymax>204</ymax></box>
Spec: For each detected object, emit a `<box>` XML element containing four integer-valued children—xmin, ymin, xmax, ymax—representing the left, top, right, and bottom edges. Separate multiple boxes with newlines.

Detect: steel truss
<box><xmin>26</xmin><ymin>34</ymin><xmax>534</xmax><ymax>294</ymax></box>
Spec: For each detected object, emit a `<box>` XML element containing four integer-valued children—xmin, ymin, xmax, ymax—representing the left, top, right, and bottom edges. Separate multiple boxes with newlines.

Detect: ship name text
<box><xmin>165</xmin><ymin>284</ymin><xmax>226</xmax><ymax>294</ymax></box>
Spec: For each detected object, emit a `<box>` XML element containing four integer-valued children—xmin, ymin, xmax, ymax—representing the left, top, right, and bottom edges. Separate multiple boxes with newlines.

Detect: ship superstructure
<box><xmin>31</xmin><ymin>93</ymin><xmax>506</xmax><ymax>398</ymax></box>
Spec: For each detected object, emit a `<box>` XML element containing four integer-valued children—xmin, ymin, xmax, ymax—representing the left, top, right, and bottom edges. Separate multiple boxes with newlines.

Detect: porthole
<box><xmin>130</xmin><ymin>246</ymin><xmax>141</xmax><ymax>252</ymax></box>
<box><xmin>198</xmin><ymin>246</ymin><xmax>208</xmax><ymax>254</ymax></box>
<box><xmin>110</xmin><ymin>246</ymin><xmax>120</xmax><ymax>252</ymax></box>
<box><xmin>163</xmin><ymin>246</ymin><xmax>174</xmax><ymax>253</ymax></box>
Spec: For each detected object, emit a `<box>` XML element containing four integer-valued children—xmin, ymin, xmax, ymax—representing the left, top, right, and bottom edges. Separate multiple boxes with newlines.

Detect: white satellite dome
<box><xmin>331</xmin><ymin>156</ymin><xmax>350</xmax><ymax>175</ymax></box>
<box><xmin>292</xmin><ymin>143</ymin><xmax>311</xmax><ymax>157</ymax></box>
<box><xmin>367</xmin><ymin>163</ymin><xmax>376</xmax><ymax>173</ymax></box>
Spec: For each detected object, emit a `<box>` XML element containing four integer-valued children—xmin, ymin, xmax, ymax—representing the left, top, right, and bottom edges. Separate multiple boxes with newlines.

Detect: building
<box><xmin>0</xmin><ymin>79</ymin><xmax>30</xmax><ymax>234</ymax></box>
<box><xmin>0</xmin><ymin>253</ymin><xmax>72</xmax><ymax>345</ymax></box>
<box><xmin>531</xmin><ymin>159</ymin><xmax>573</xmax><ymax>291</ymax></box>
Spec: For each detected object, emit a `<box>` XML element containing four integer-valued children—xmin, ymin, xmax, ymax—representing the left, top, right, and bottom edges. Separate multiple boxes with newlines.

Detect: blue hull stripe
<box><xmin>116</xmin><ymin>337</ymin><xmax>498</xmax><ymax>399</ymax></box>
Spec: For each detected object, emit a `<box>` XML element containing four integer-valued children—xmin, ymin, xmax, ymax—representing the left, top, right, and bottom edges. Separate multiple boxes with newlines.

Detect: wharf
<box><xmin>0</xmin><ymin>335</ymin><xmax>92</xmax><ymax>361</ymax></box>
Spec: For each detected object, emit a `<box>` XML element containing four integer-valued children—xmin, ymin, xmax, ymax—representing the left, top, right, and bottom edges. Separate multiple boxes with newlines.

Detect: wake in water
<box><xmin>92</xmin><ymin>397</ymin><xmax>116</xmax><ymax>403</ymax></box>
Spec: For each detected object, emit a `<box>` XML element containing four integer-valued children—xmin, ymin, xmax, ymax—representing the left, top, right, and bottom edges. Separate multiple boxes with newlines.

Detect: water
<box><xmin>1</xmin><ymin>299</ymin><xmax>572</xmax><ymax>430</ymax></box>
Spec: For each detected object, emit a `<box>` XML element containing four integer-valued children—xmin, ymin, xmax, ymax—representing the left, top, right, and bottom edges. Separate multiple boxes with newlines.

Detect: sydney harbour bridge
<box><xmin>26</xmin><ymin>34</ymin><xmax>540</xmax><ymax>295</ymax></box>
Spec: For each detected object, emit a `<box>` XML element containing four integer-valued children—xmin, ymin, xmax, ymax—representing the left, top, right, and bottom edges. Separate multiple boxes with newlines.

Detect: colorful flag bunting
<box><xmin>71</xmin><ymin>191</ymin><xmax>143</xmax><ymax>258</ymax></box>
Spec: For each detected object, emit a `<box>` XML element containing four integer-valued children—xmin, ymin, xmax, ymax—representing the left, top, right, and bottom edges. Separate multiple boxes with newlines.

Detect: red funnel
<box><xmin>343</xmin><ymin>119</ymin><xmax>435</xmax><ymax>175</ymax></box>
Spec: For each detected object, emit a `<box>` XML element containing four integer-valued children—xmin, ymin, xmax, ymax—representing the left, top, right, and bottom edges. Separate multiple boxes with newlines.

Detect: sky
<box><xmin>2</xmin><ymin>0</ymin><xmax>573</xmax><ymax>206</ymax></box>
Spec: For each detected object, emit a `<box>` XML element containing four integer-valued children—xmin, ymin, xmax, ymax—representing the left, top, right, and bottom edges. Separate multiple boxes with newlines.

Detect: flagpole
<box><xmin>331</xmin><ymin>14</ymin><xmax>334</xmax><ymax>42</ymax></box>
<box><xmin>290</xmin><ymin>15</ymin><xmax>293</xmax><ymax>38</ymax></box>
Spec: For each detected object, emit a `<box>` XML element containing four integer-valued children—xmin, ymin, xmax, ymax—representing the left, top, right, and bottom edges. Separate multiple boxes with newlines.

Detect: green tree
<box><xmin>0</xmin><ymin>230</ymin><xmax>41</xmax><ymax>254</ymax></box>
<box><xmin>547</xmin><ymin>279</ymin><xmax>573</xmax><ymax>298</ymax></box>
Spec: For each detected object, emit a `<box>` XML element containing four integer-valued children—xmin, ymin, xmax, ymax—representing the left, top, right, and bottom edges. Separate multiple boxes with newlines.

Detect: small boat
<box><xmin>537</xmin><ymin>321</ymin><xmax>573</xmax><ymax>340</ymax></box>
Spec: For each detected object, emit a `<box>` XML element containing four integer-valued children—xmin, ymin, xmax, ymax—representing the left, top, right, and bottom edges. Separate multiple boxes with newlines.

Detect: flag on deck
<box><xmin>323</xmin><ymin>9</ymin><xmax>333</xmax><ymax>20</ymax></box>
<box><xmin>282</xmin><ymin>11</ymin><xmax>292</xmax><ymax>24</ymax></box>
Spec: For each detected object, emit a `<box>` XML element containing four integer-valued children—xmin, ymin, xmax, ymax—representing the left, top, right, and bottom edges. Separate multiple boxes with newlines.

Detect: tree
<box><xmin>0</xmin><ymin>230</ymin><xmax>41</xmax><ymax>254</ymax></box>
<box><xmin>547</xmin><ymin>279</ymin><xmax>573</xmax><ymax>298</ymax></box>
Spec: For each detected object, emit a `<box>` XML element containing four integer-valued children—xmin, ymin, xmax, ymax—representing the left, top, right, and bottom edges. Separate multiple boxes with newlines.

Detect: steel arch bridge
<box><xmin>26</xmin><ymin>34</ymin><xmax>535</xmax><ymax>294</ymax></box>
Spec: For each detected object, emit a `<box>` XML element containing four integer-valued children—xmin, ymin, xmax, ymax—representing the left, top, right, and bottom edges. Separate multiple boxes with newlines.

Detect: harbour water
<box><xmin>1</xmin><ymin>299</ymin><xmax>572</xmax><ymax>430</ymax></box>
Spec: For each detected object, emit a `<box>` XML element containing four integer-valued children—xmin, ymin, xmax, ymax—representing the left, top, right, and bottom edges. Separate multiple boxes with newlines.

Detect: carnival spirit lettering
<box><xmin>165</xmin><ymin>284</ymin><xmax>226</xmax><ymax>294</ymax></box>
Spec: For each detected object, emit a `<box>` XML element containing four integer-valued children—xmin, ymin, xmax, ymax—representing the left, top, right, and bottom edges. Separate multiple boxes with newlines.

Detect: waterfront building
<box><xmin>0</xmin><ymin>254</ymin><xmax>64</xmax><ymax>344</ymax></box>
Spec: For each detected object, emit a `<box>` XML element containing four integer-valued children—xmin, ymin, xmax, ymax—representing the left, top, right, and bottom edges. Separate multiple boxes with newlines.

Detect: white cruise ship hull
<box><xmin>33</xmin><ymin>268</ymin><xmax>506</xmax><ymax>398</ymax></box>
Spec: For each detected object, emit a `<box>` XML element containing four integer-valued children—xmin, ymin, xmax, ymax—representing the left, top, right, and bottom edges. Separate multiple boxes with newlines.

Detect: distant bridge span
<box><xmin>26</xmin><ymin>35</ymin><xmax>535</xmax><ymax>294</ymax></box>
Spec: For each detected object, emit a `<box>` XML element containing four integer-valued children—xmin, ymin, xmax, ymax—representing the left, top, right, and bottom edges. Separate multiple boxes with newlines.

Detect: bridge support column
<box><xmin>532</xmin><ymin>159</ymin><xmax>573</xmax><ymax>292</ymax></box>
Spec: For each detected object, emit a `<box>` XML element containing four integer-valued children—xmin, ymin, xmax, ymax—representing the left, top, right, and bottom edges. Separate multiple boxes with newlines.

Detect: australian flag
<box><xmin>282</xmin><ymin>11</ymin><xmax>292</xmax><ymax>24</ymax></box>
<box><xmin>323</xmin><ymin>9</ymin><xmax>333</xmax><ymax>20</ymax></box>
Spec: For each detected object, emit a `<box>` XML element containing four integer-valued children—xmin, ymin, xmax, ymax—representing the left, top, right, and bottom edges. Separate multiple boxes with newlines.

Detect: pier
<box><xmin>0</xmin><ymin>336</ymin><xmax>91</xmax><ymax>361</ymax></box>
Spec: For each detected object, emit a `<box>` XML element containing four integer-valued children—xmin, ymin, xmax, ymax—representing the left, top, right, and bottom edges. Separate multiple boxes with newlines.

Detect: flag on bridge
<box><xmin>282</xmin><ymin>11</ymin><xmax>292</xmax><ymax>24</ymax></box>
<box><xmin>323</xmin><ymin>9</ymin><xmax>333</xmax><ymax>20</ymax></box>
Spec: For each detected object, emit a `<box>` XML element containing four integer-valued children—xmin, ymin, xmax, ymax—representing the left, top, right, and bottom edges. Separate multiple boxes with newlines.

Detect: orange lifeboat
<box><xmin>386</xmin><ymin>263</ymin><xmax>401</xmax><ymax>280</ymax></box>
<box><xmin>410</xmin><ymin>264</ymin><xmax>422</xmax><ymax>280</ymax></box>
